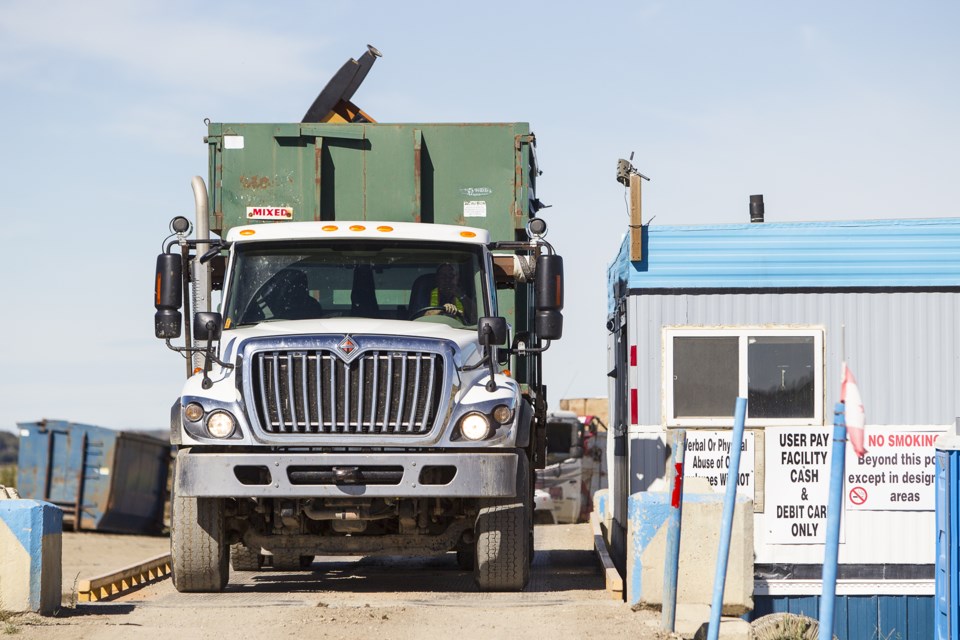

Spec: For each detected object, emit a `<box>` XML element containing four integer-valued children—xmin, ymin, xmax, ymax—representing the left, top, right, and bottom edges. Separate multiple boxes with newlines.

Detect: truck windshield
<box><xmin>223</xmin><ymin>240</ymin><xmax>487</xmax><ymax>329</ymax></box>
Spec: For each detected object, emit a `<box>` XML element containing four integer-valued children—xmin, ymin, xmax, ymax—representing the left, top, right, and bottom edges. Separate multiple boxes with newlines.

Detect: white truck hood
<box><xmin>220</xmin><ymin>317</ymin><xmax>482</xmax><ymax>366</ymax></box>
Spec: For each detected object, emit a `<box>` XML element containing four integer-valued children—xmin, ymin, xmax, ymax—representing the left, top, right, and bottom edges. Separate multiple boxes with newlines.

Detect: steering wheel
<box><xmin>240</xmin><ymin>272</ymin><xmax>292</xmax><ymax>323</ymax></box>
<box><xmin>409</xmin><ymin>305</ymin><xmax>463</xmax><ymax>321</ymax></box>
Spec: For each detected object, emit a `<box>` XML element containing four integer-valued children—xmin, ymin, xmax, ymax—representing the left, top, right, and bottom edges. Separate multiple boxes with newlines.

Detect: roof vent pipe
<box><xmin>750</xmin><ymin>194</ymin><xmax>764</xmax><ymax>223</ymax></box>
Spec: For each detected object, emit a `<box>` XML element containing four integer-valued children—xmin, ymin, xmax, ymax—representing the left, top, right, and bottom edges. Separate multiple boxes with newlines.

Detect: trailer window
<box><xmin>665</xmin><ymin>328</ymin><xmax>823</xmax><ymax>427</ymax></box>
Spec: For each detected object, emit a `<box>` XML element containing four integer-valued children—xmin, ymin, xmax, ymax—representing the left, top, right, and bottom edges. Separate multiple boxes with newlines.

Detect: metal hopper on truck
<box><xmin>152</xmin><ymin>47</ymin><xmax>564</xmax><ymax>592</ymax></box>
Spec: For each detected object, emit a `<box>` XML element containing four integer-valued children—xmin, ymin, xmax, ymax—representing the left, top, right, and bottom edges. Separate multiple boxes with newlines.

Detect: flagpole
<box><xmin>818</xmin><ymin>403</ymin><xmax>846</xmax><ymax>640</ymax></box>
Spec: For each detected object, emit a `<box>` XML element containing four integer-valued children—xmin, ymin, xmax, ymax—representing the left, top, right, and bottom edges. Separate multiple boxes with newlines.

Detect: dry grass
<box><xmin>0</xmin><ymin>465</ymin><xmax>15</xmax><ymax>489</ymax></box>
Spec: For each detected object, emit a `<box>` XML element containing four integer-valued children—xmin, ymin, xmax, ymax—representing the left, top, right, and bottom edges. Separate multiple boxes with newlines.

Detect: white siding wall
<box><xmin>619</xmin><ymin>289</ymin><xmax>959</xmax><ymax>569</ymax></box>
<box><xmin>632</xmin><ymin>291</ymin><xmax>960</xmax><ymax>426</ymax></box>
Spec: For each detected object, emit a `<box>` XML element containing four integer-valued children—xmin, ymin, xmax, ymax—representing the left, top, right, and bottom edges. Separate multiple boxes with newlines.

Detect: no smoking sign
<box><xmin>849</xmin><ymin>486</ymin><xmax>868</xmax><ymax>506</ymax></box>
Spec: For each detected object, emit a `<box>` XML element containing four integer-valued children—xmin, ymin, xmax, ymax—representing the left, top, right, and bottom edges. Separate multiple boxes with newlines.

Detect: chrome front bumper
<box><xmin>175</xmin><ymin>448</ymin><xmax>518</xmax><ymax>498</ymax></box>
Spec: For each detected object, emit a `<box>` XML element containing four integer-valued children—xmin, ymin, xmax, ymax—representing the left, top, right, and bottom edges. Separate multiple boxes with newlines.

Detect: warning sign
<box><xmin>765</xmin><ymin>427</ymin><xmax>837</xmax><ymax>545</ymax></box>
<box><xmin>844</xmin><ymin>428</ymin><xmax>944</xmax><ymax>511</ymax></box>
<box><xmin>683</xmin><ymin>431</ymin><xmax>755</xmax><ymax>500</ymax></box>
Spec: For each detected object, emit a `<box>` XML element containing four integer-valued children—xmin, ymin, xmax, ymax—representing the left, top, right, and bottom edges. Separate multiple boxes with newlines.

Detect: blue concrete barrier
<box><xmin>627</xmin><ymin>489</ymin><xmax>753</xmax><ymax>612</ymax></box>
<box><xmin>0</xmin><ymin>500</ymin><xmax>63</xmax><ymax>614</ymax></box>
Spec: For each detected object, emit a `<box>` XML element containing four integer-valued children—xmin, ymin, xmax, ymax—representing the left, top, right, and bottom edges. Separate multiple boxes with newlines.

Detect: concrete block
<box><xmin>627</xmin><ymin>485</ymin><xmax>753</xmax><ymax>615</ymax></box>
<box><xmin>0</xmin><ymin>500</ymin><xmax>63</xmax><ymax>615</ymax></box>
<box><xmin>594</xmin><ymin>488</ymin><xmax>609</xmax><ymax>522</ymax></box>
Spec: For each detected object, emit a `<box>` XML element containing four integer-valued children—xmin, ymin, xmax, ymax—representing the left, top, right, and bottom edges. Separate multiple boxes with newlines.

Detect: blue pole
<box><xmin>662</xmin><ymin>428</ymin><xmax>686</xmax><ymax>631</ymax></box>
<box><xmin>707</xmin><ymin>397</ymin><xmax>748</xmax><ymax>640</ymax></box>
<box><xmin>818</xmin><ymin>403</ymin><xmax>846</xmax><ymax>640</ymax></box>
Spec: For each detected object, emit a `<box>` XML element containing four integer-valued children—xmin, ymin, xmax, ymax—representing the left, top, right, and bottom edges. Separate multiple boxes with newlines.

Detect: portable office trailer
<box><xmin>606</xmin><ymin>217</ymin><xmax>960</xmax><ymax>639</ymax></box>
<box><xmin>16</xmin><ymin>420</ymin><xmax>170</xmax><ymax>534</ymax></box>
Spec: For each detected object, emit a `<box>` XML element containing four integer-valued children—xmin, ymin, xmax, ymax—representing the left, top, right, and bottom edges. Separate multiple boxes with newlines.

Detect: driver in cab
<box><xmin>426</xmin><ymin>263</ymin><xmax>465</xmax><ymax>318</ymax></box>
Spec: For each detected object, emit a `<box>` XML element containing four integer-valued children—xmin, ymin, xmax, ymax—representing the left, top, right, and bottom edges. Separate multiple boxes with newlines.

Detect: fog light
<box><xmin>206</xmin><ymin>411</ymin><xmax>236</xmax><ymax>438</ymax></box>
<box><xmin>184</xmin><ymin>403</ymin><xmax>204</xmax><ymax>423</ymax></box>
<box><xmin>460</xmin><ymin>413</ymin><xmax>491</xmax><ymax>441</ymax></box>
<box><xmin>492</xmin><ymin>404</ymin><xmax>513</xmax><ymax>424</ymax></box>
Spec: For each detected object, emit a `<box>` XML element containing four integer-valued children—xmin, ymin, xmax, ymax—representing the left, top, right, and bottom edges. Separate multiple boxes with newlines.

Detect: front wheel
<box><xmin>171</xmin><ymin>467</ymin><xmax>229</xmax><ymax>592</ymax></box>
<box><xmin>474</xmin><ymin>451</ymin><xmax>532</xmax><ymax>591</ymax></box>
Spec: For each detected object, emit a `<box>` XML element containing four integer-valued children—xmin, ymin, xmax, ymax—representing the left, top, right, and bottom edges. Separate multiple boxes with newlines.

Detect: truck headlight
<box><xmin>206</xmin><ymin>411</ymin><xmax>236</xmax><ymax>438</ymax></box>
<box><xmin>492</xmin><ymin>404</ymin><xmax>513</xmax><ymax>424</ymax></box>
<box><xmin>184</xmin><ymin>403</ymin><xmax>204</xmax><ymax>423</ymax></box>
<box><xmin>460</xmin><ymin>413</ymin><xmax>491</xmax><ymax>441</ymax></box>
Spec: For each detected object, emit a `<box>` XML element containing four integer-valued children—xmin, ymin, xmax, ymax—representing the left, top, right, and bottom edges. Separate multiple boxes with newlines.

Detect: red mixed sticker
<box><xmin>246</xmin><ymin>206</ymin><xmax>293</xmax><ymax>220</ymax></box>
<box><xmin>849</xmin><ymin>486</ymin><xmax>868</xmax><ymax>506</ymax></box>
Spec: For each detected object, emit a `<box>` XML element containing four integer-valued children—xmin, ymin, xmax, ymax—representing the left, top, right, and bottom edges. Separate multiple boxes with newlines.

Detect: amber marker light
<box><xmin>460</xmin><ymin>231</ymin><xmax>476</xmax><ymax>238</ymax></box>
<box><xmin>377</xmin><ymin>225</ymin><xmax>394</xmax><ymax>232</ymax></box>
<box><xmin>322</xmin><ymin>225</ymin><xmax>338</xmax><ymax>232</ymax></box>
<box><xmin>239</xmin><ymin>229</ymin><xmax>256</xmax><ymax>236</ymax></box>
<box><xmin>350</xmin><ymin>225</ymin><xmax>366</xmax><ymax>232</ymax></box>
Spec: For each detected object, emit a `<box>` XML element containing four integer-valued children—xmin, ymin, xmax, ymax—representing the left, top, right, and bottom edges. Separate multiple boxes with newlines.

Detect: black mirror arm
<box><xmin>502</xmin><ymin>340</ymin><xmax>552</xmax><ymax>356</ymax></box>
<box><xmin>163</xmin><ymin>339</ymin><xmax>235</xmax><ymax>371</ymax></box>
<box><xmin>199</xmin><ymin>241</ymin><xmax>229</xmax><ymax>264</ymax></box>
<box><xmin>461</xmin><ymin>354</ymin><xmax>489</xmax><ymax>372</ymax></box>
<box><xmin>200</xmin><ymin>325</ymin><xmax>218</xmax><ymax>389</ymax></box>
<box><xmin>482</xmin><ymin>325</ymin><xmax>498</xmax><ymax>392</ymax></box>
<box><xmin>163</xmin><ymin>238</ymin><xmax>228</xmax><ymax>255</ymax></box>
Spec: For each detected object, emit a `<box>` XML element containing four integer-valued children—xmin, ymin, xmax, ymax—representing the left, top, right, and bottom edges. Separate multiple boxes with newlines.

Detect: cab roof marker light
<box><xmin>239</xmin><ymin>229</ymin><xmax>256</xmax><ymax>236</ymax></box>
<box><xmin>350</xmin><ymin>225</ymin><xmax>366</xmax><ymax>231</ymax></box>
<box><xmin>460</xmin><ymin>231</ymin><xmax>477</xmax><ymax>238</ymax></box>
<box><xmin>377</xmin><ymin>226</ymin><xmax>394</xmax><ymax>232</ymax></box>
<box><xmin>322</xmin><ymin>225</ymin><xmax>338</xmax><ymax>232</ymax></box>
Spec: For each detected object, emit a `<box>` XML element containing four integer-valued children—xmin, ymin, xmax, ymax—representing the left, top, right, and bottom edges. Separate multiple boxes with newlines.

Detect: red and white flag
<box><xmin>841</xmin><ymin>362</ymin><xmax>867</xmax><ymax>457</ymax></box>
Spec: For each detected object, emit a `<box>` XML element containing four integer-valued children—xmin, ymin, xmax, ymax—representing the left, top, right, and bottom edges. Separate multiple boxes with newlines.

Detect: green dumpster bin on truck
<box><xmin>154</xmin><ymin>116</ymin><xmax>564</xmax><ymax>593</ymax></box>
<box><xmin>205</xmin><ymin>122</ymin><xmax>541</xmax><ymax>335</ymax></box>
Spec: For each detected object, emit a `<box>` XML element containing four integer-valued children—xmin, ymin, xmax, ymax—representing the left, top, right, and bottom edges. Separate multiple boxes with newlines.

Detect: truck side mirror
<box><xmin>534</xmin><ymin>254</ymin><xmax>564</xmax><ymax>311</ymax></box>
<box><xmin>194</xmin><ymin>312</ymin><xmax>223</xmax><ymax>342</ymax></box>
<box><xmin>154</xmin><ymin>253</ymin><xmax>183</xmax><ymax>339</ymax></box>
<box><xmin>534</xmin><ymin>254</ymin><xmax>563</xmax><ymax>340</ymax></box>
<box><xmin>535</xmin><ymin>310</ymin><xmax>563</xmax><ymax>340</ymax></box>
<box><xmin>478</xmin><ymin>316</ymin><xmax>507</xmax><ymax>346</ymax></box>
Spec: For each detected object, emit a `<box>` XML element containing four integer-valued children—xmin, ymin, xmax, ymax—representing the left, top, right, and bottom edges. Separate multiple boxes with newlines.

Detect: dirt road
<box><xmin>5</xmin><ymin>524</ymin><xmax>667</xmax><ymax>639</ymax></box>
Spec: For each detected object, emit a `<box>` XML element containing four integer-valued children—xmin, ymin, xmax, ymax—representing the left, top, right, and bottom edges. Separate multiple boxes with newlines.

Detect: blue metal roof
<box><xmin>608</xmin><ymin>218</ymin><xmax>960</xmax><ymax>296</ymax></box>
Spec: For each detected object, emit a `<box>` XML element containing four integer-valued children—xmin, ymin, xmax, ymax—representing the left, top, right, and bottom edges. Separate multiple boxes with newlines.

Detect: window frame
<box><xmin>663</xmin><ymin>327</ymin><xmax>824</xmax><ymax>427</ymax></box>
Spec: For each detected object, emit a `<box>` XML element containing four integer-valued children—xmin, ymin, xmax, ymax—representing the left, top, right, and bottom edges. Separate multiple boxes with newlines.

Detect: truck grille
<box><xmin>250</xmin><ymin>350</ymin><xmax>445</xmax><ymax>435</ymax></box>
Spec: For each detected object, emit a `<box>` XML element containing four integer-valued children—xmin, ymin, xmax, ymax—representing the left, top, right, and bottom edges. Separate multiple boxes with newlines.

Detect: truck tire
<box><xmin>455</xmin><ymin>542</ymin><xmax>474</xmax><ymax>571</ymax></box>
<box><xmin>270</xmin><ymin>549</ymin><xmax>313</xmax><ymax>571</ymax></box>
<box><xmin>230</xmin><ymin>543</ymin><xmax>264</xmax><ymax>571</ymax></box>
<box><xmin>171</xmin><ymin>479</ymin><xmax>229</xmax><ymax>592</ymax></box>
<box><xmin>474</xmin><ymin>451</ymin><xmax>531</xmax><ymax>591</ymax></box>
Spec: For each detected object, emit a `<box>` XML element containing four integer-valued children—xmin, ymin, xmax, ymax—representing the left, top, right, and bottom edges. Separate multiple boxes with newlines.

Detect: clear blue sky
<box><xmin>1</xmin><ymin>1</ymin><xmax>957</xmax><ymax>432</ymax></box>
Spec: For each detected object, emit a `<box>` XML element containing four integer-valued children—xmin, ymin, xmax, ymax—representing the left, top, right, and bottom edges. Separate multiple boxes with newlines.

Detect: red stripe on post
<box><xmin>671</xmin><ymin>463</ymin><xmax>683</xmax><ymax>508</ymax></box>
<box><xmin>630</xmin><ymin>345</ymin><xmax>637</xmax><ymax>367</ymax></box>
<box><xmin>630</xmin><ymin>389</ymin><xmax>638</xmax><ymax>424</ymax></box>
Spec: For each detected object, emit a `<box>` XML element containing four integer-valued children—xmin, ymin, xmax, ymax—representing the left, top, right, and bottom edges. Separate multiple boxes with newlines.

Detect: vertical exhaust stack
<box><xmin>191</xmin><ymin>176</ymin><xmax>210</xmax><ymax>373</ymax></box>
<box><xmin>750</xmin><ymin>194</ymin><xmax>764</xmax><ymax>223</ymax></box>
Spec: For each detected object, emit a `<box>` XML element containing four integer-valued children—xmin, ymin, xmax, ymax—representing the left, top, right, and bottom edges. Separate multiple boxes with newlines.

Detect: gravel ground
<box><xmin>4</xmin><ymin>524</ymin><xmax>672</xmax><ymax>640</ymax></box>
<box><xmin>59</xmin><ymin>532</ymin><xmax>170</xmax><ymax>603</ymax></box>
